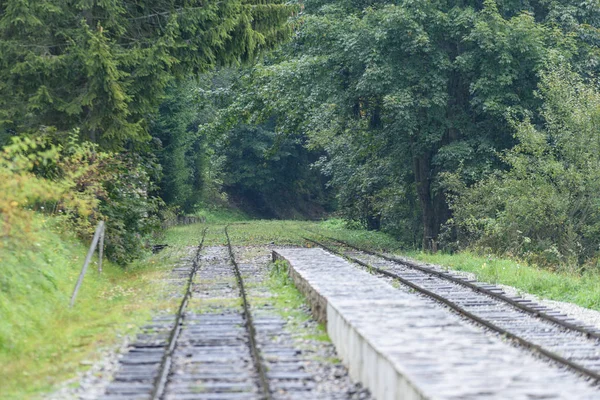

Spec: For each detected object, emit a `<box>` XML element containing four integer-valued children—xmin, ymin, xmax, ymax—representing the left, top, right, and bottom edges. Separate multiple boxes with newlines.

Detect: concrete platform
<box><xmin>273</xmin><ymin>248</ymin><xmax>600</xmax><ymax>400</ymax></box>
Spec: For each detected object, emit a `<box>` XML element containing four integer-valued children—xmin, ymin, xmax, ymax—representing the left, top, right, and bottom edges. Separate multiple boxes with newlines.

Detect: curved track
<box><xmin>303</xmin><ymin>232</ymin><xmax>600</xmax><ymax>383</ymax></box>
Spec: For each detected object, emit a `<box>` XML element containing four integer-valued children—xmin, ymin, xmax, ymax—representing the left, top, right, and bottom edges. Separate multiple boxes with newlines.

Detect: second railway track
<box><xmin>303</xmin><ymin>231</ymin><xmax>600</xmax><ymax>384</ymax></box>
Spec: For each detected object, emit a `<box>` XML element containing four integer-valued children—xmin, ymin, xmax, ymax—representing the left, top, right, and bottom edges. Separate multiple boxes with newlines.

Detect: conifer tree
<box><xmin>0</xmin><ymin>0</ymin><xmax>292</xmax><ymax>149</ymax></box>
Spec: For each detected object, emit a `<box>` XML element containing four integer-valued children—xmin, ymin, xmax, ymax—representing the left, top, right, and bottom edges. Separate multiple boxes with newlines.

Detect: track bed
<box><xmin>99</xmin><ymin>229</ymin><xmax>370</xmax><ymax>400</ymax></box>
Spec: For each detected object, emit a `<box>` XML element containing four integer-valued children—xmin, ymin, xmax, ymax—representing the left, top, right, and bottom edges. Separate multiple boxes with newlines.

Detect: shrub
<box><xmin>99</xmin><ymin>153</ymin><xmax>163</xmax><ymax>265</ymax></box>
<box><xmin>0</xmin><ymin>133</ymin><xmax>162</xmax><ymax>265</ymax></box>
<box><xmin>447</xmin><ymin>66</ymin><xmax>600</xmax><ymax>268</ymax></box>
<box><xmin>0</xmin><ymin>137</ymin><xmax>65</xmax><ymax>241</ymax></box>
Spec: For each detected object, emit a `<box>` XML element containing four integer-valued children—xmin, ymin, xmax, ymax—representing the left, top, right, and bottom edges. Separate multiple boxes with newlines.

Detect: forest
<box><xmin>6</xmin><ymin>1</ymin><xmax>600</xmax><ymax>397</ymax></box>
<box><xmin>2</xmin><ymin>0</ymin><xmax>600</xmax><ymax>270</ymax></box>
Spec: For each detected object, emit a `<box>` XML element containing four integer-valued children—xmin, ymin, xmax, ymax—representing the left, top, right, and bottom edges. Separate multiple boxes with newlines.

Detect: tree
<box><xmin>214</xmin><ymin>120</ymin><xmax>331</xmax><ymax>218</ymax></box>
<box><xmin>447</xmin><ymin>66</ymin><xmax>600</xmax><ymax>267</ymax></box>
<box><xmin>232</xmin><ymin>0</ymin><xmax>584</xmax><ymax>249</ymax></box>
<box><xmin>151</xmin><ymin>80</ymin><xmax>207</xmax><ymax>212</ymax></box>
<box><xmin>0</xmin><ymin>0</ymin><xmax>293</xmax><ymax>149</ymax></box>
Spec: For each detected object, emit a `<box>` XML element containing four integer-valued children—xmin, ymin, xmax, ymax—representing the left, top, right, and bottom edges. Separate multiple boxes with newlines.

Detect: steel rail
<box><xmin>225</xmin><ymin>225</ymin><xmax>272</xmax><ymax>400</ymax></box>
<box><xmin>304</xmin><ymin>236</ymin><xmax>600</xmax><ymax>384</ymax></box>
<box><xmin>304</xmin><ymin>230</ymin><xmax>600</xmax><ymax>341</ymax></box>
<box><xmin>150</xmin><ymin>227</ymin><xmax>208</xmax><ymax>400</ymax></box>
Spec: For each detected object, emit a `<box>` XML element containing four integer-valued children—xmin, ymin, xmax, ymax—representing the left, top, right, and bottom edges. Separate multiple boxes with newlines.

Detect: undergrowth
<box><xmin>0</xmin><ymin>215</ymin><xmax>180</xmax><ymax>399</ymax></box>
<box><xmin>266</xmin><ymin>260</ymin><xmax>330</xmax><ymax>342</ymax></box>
<box><xmin>194</xmin><ymin>207</ymin><xmax>249</xmax><ymax>224</ymax></box>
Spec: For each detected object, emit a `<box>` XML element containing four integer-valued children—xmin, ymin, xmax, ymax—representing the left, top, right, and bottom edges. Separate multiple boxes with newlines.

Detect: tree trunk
<box><xmin>366</xmin><ymin>213</ymin><xmax>381</xmax><ymax>230</ymax></box>
<box><xmin>413</xmin><ymin>152</ymin><xmax>436</xmax><ymax>251</ymax></box>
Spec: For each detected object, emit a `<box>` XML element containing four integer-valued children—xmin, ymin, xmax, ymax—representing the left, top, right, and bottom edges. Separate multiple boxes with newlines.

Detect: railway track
<box><xmin>103</xmin><ymin>226</ymin><xmax>368</xmax><ymax>400</ymax></box>
<box><xmin>101</xmin><ymin>227</ymin><xmax>271</xmax><ymax>400</ymax></box>
<box><xmin>225</xmin><ymin>225</ymin><xmax>272</xmax><ymax>399</ymax></box>
<box><xmin>150</xmin><ymin>228</ymin><xmax>209</xmax><ymax>399</ymax></box>
<box><xmin>155</xmin><ymin>226</ymin><xmax>272</xmax><ymax>400</ymax></box>
<box><xmin>303</xmin><ymin>232</ymin><xmax>600</xmax><ymax>384</ymax></box>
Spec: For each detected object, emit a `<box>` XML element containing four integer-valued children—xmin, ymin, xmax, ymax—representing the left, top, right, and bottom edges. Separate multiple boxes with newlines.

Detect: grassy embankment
<box><xmin>0</xmin><ymin>216</ymin><xmax>190</xmax><ymax>400</ymax></box>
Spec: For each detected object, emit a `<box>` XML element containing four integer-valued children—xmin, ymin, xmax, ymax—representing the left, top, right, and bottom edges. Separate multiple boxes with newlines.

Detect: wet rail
<box><xmin>224</xmin><ymin>225</ymin><xmax>272</xmax><ymax>400</ymax></box>
<box><xmin>303</xmin><ymin>233</ymin><xmax>600</xmax><ymax>383</ymax></box>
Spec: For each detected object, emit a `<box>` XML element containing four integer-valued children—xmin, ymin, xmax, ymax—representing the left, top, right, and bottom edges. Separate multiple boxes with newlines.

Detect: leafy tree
<box><xmin>233</xmin><ymin>0</ymin><xmax>584</xmax><ymax>249</ymax></box>
<box><xmin>149</xmin><ymin>67</ymin><xmax>331</xmax><ymax>218</ymax></box>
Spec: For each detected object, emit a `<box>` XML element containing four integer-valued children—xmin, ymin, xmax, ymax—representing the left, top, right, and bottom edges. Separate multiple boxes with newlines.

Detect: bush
<box><xmin>99</xmin><ymin>153</ymin><xmax>162</xmax><ymax>264</ymax></box>
<box><xmin>0</xmin><ymin>133</ymin><xmax>162</xmax><ymax>265</ymax></box>
<box><xmin>0</xmin><ymin>136</ymin><xmax>84</xmax><ymax>242</ymax></box>
<box><xmin>447</xmin><ymin>66</ymin><xmax>600</xmax><ymax>268</ymax></box>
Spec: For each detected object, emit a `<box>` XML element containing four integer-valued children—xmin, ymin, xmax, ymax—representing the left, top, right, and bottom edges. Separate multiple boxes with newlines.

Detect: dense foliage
<box><xmin>152</xmin><ymin>70</ymin><xmax>332</xmax><ymax>218</ymax></box>
<box><xmin>0</xmin><ymin>0</ymin><xmax>292</xmax><ymax>149</ymax></box>
<box><xmin>5</xmin><ymin>0</ymin><xmax>600</xmax><ymax>269</ymax></box>
<box><xmin>214</xmin><ymin>121</ymin><xmax>331</xmax><ymax>218</ymax></box>
<box><xmin>151</xmin><ymin>80</ymin><xmax>207</xmax><ymax>213</ymax></box>
<box><xmin>216</xmin><ymin>0</ymin><xmax>600</xmax><ymax>263</ymax></box>
<box><xmin>448</xmin><ymin>67</ymin><xmax>600</xmax><ymax>267</ymax></box>
<box><xmin>0</xmin><ymin>0</ymin><xmax>293</xmax><ymax>264</ymax></box>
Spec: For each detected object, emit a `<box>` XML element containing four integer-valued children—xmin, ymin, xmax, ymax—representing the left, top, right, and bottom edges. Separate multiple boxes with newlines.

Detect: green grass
<box><xmin>164</xmin><ymin>219</ymin><xmax>314</xmax><ymax>247</ymax></box>
<box><xmin>265</xmin><ymin>259</ymin><xmax>331</xmax><ymax>343</ymax></box>
<box><xmin>166</xmin><ymin>217</ymin><xmax>600</xmax><ymax>311</ymax></box>
<box><xmin>0</xmin><ymin>216</ymin><xmax>186</xmax><ymax>399</ymax></box>
<box><xmin>404</xmin><ymin>251</ymin><xmax>600</xmax><ymax>310</ymax></box>
<box><xmin>312</xmin><ymin>218</ymin><xmax>403</xmax><ymax>252</ymax></box>
<box><xmin>194</xmin><ymin>207</ymin><xmax>250</xmax><ymax>224</ymax></box>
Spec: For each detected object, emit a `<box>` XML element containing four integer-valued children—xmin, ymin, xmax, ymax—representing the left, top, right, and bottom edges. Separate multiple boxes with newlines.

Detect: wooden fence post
<box><xmin>98</xmin><ymin>227</ymin><xmax>105</xmax><ymax>273</ymax></box>
<box><xmin>69</xmin><ymin>221</ymin><xmax>105</xmax><ymax>308</ymax></box>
